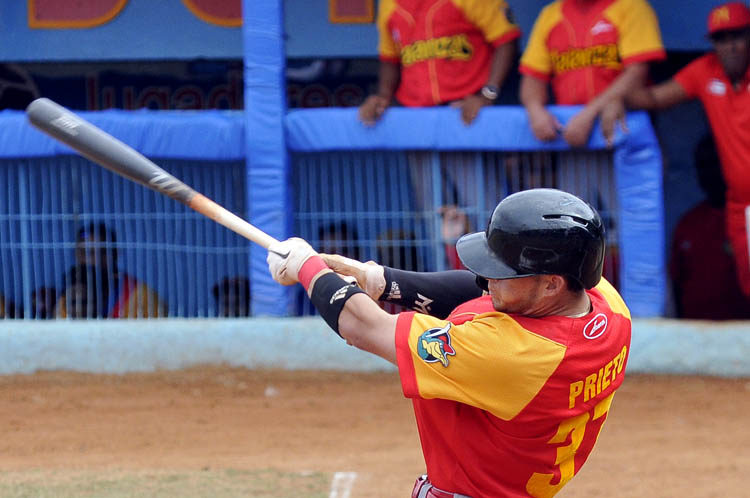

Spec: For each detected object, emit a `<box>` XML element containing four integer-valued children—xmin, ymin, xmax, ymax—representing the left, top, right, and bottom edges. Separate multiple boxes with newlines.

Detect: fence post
<box><xmin>243</xmin><ymin>0</ymin><xmax>290</xmax><ymax>316</ymax></box>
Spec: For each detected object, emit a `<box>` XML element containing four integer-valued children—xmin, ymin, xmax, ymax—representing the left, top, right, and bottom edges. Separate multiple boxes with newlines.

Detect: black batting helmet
<box><xmin>456</xmin><ymin>189</ymin><xmax>605</xmax><ymax>289</ymax></box>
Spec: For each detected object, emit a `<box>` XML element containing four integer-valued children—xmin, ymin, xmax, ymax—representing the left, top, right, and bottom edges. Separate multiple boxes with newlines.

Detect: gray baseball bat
<box><xmin>25</xmin><ymin>97</ymin><xmax>280</xmax><ymax>250</ymax></box>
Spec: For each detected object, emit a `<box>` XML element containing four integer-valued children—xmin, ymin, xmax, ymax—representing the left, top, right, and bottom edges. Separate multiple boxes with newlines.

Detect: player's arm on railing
<box><xmin>625</xmin><ymin>78</ymin><xmax>688</xmax><ymax>110</ymax></box>
<box><xmin>359</xmin><ymin>61</ymin><xmax>400</xmax><ymax>126</ymax></box>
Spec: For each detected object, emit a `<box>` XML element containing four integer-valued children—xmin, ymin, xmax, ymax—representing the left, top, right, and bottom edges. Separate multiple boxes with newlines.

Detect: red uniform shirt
<box><xmin>520</xmin><ymin>0</ymin><xmax>665</xmax><ymax>105</ymax></box>
<box><xmin>395</xmin><ymin>278</ymin><xmax>631</xmax><ymax>497</ymax></box>
<box><xmin>674</xmin><ymin>54</ymin><xmax>750</xmax><ymax>205</ymax></box>
<box><xmin>377</xmin><ymin>0</ymin><xmax>520</xmax><ymax>106</ymax></box>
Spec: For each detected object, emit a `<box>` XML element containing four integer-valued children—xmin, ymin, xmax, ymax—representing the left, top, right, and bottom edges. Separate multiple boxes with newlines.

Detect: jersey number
<box><xmin>525</xmin><ymin>393</ymin><xmax>614</xmax><ymax>498</ymax></box>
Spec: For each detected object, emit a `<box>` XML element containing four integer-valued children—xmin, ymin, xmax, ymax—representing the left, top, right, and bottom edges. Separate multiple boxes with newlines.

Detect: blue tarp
<box><xmin>0</xmin><ymin>108</ymin><xmax>246</xmax><ymax>160</ymax></box>
<box><xmin>0</xmin><ymin>105</ymin><xmax>666</xmax><ymax>317</ymax></box>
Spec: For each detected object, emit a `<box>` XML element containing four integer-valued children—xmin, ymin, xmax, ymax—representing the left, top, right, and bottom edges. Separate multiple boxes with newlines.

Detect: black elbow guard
<box><xmin>309</xmin><ymin>272</ymin><xmax>366</xmax><ymax>336</ymax></box>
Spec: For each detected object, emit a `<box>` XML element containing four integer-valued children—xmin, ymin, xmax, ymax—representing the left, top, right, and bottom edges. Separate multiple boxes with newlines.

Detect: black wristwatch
<box><xmin>480</xmin><ymin>84</ymin><xmax>500</xmax><ymax>101</ymax></box>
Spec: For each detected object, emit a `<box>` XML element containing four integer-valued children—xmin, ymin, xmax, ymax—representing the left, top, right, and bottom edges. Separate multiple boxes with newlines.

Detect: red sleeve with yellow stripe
<box><xmin>519</xmin><ymin>1</ymin><xmax>561</xmax><ymax>81</ymax></box>
<box><xmin>376</xmin><ymin>0</ymin><xmax>401</xmax><ymax>63</ymax></box>
<box><xmin>604</xmin><ymin>0</ymin><xmax>665</xmax><ymax>65</ymax></box>
<box><xmin>451</xmin><ymin>0</ymin><xmax>521</xmax><ymax>47</ymax></box>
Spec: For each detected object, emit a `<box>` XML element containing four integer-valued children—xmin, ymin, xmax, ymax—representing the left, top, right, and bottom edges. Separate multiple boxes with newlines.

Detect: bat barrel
<box><xmin>26</xmin><ymin>98</ymin><xmax>197</xmax><ymax>205</ymax></box>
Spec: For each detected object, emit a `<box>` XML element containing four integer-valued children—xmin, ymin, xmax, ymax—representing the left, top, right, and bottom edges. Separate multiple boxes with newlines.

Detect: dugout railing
<box><xmin>0</xmin><ymin>106</ymin><xmax>665</xmax><ymax>319</ymax></box>
<box><xmin>286</xmin><ymin>106</ymin><xmax>665</xmax><ymax>318</ymax></box>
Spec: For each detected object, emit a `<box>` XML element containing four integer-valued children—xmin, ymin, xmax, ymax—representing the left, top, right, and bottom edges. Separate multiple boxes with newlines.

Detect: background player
<box><xmin>267</xmin><ymin>188</ymin><xmax>632</xmax><ymax>497</ymax></box>
<box><xmin>626</xmin><ymin>1</ymin><xmax>750</xmax><ymax>301</ymax></box>
<box><xmin>520</xmin><ymin>0</ymin><xmax>665</xmax><ymax>146</ymax></box>
<box><xmin>359</xmin><ymin>0</ymin><xmax>520</xmax><ymax>126</ymax></box>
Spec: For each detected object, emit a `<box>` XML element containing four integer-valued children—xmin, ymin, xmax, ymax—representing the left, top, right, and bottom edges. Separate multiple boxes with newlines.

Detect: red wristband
<box><xmin>298</xmin><ymin>255</ymin><xmax>329</xmax><ymax>290</ymax></box>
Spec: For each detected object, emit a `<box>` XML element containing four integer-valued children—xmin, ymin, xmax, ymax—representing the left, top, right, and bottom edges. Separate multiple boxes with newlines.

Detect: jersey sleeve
<box><xmin>395</xmin><ymin>310</ymin><xmax>567</xmax><ymax>420</ymax></box>
<box><xmin>518</xmin><ymin>2</ymin><xmax>561</xmax><ymax>81</ymax></box>
<box><xmin>376</xmin><ymin>0</ymin><xmax>401</xmax><ymax>62</ymax></box>
<box><xmin>607</xmin><ymin>0</ymin><xmax>665</xmax><ymax>65</ymax></box>
<box><xmin>673</xmin><ymin>56</ymin><xmax>707</xmax><ymax>99</ymax></box>
<box><xmin>452</xmin><ymin>0</ymin><xmax>521</xmax><ymax>46</ymax></box>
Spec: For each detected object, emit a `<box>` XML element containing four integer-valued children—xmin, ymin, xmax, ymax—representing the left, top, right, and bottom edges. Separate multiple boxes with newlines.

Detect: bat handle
<box><xmin>189</xmin><ymin>194</ymin><xmax>281</xmax><ymax>249</ymax></box>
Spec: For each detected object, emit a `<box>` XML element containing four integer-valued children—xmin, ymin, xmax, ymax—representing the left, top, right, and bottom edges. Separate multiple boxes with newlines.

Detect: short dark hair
<box><xmin>77</xmin><ymin>222</ymin><xmax>116</xmax><ymax>244</ymax></box>
<box><xmin>564</xmin><ymin>275</ymin><xmax>584</xmax><ymax>293</ymax></box>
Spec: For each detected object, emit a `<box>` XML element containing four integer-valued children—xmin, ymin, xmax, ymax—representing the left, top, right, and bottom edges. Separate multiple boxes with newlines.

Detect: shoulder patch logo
<box><xmin>417</xmin><ymin>323</ymin><xmax>455</xmax><ymax>367</ymax></box>
<box><xmin>583</xmin><ymin>313</ymin><xmax>608</xmax><ymax>340</ymax></box>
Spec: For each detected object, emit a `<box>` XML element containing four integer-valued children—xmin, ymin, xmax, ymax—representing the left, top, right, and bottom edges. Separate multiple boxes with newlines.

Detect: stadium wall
<box><xmin>0</xmin><ymin>318</ymin><xmax>747</xmax><ymax>377</ymax></box>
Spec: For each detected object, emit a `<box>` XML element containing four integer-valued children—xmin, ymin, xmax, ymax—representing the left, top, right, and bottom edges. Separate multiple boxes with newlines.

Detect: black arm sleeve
<box><xmin>380</xmin><ymin>267</ymin><xmax>484</xmax><ymax>319</ymax></box>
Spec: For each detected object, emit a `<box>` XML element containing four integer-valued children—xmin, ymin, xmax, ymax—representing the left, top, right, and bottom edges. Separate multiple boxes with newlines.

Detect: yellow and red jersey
<box><xmin>395</xmin><ymin>278</ymin><xmax>631</xmax><ymax>497</ymax></box>
<box><xmin>377</xmin><ymin>0</ymin><xmax>520</xmax><ymax>106</ymax></box>
<box><xmin>520</xmin><ymin>0</ymin><xmax>665</xmax><ymax>105</ymax></box>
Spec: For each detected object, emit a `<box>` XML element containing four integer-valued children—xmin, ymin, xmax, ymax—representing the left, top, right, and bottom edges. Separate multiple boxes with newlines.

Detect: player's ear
<box><xmin>541</xmin><ymin>275</ymin><xmax>565</xmax><ymax>295</ymax></box>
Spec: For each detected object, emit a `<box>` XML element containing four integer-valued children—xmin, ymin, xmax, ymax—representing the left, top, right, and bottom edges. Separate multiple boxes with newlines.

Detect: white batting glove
<box><xmin>267</xmin><ymin>237</ymin><xmax>318</xmax><ymax>286</ymax></box>
<box><xmin>319</xmin><ymin>253</ymin><xmax>386</xmax><ymax>300</ymax></box>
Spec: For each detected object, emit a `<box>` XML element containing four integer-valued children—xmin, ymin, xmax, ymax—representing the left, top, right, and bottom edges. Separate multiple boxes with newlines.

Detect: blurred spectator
<box><xmin>520</xmin><ymin>0</ymin><xmax>665</xmax><ymax>146</ymax></box>
<box><xmin>376</xmin><ymin>229</ymin><xmax>421</xmax><ymax>271</ymax></box>
<box><xmin>31</xmin><ymin>286</ymin><xmax>57</xmax><ymax>319</ymax></box>
<box><xmin>56</xmin><ymin>223</ymin><xmax>167</xmax><ymax>318</ymax></box>
<box><xmin>439</xmin><ymin>205</ymin><xmax>471</xmax><ymax>270</ymax></box>
<box><xmin>57</xmin><ymin>264</ymin><xmax>109</xmax><ymax>319</ymax></box>
<box><xmin>0</xmin><ymin>294</ymin><xmax>8</xmax><ymax>318</ymax></box>
<box><xmin>669</xmin><ymin>135</ymin><xmax>750</xmax><ymax>319</ymax></box>
<box><xmin>212</xmin><ymin>276</ymin><xmax>251</xmax><ymax>318</ymax></box>
<box><xmin>627</xmin><ymin>2</ymin><xmax>750</xmax><ymax>301</ymax></box>
<box><xmin>0</xmin><ymin>295</ymin><xmax>21</xmax><ymax>319</ymax></box>
<box><xmin>360</xmin><ymin>0</ymin><xmax>520</xmax><ymax>126</ymax></box>
<box><xmin>317</xmin><ymin>222</ymin><xmax>361</xmax><ymax>260</ymax></box>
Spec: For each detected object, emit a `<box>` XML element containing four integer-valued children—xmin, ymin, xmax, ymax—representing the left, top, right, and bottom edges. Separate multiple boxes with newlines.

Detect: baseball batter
<box><xmin>267</xmin><ymin>189</ymin><xmax>632</xmax><ymax>497</ymax></box>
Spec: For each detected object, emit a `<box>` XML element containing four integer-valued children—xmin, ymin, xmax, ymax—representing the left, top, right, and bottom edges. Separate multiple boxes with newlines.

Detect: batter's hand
<box><xmin>359</xmin><ymin>95</ymin><xmax>390</xmax><ymax>126</ymax></box>
<box><xmin>319</xmin><ymin>253</ymin><xmax>386</xmax><ymax>300</ymax></box>
<box><xmin>267</xmin><ymin>238</ymin><xmax>318</xmax><ymax>286</ymax></box>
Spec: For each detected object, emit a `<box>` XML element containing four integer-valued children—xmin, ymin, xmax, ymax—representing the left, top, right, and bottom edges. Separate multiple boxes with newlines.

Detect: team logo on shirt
<box><xmin>708</xmin><ymin>79</ymin><xmax>727</xmax><ymax>96</ymax></box>
<box><xmin>583</xmin><ymin>313</ymin><xmax>608</xmax><ymax>340</ymax></box>
<box><xmin>591</xmin><ymin>20</ymin><xmax>614</xmax><ymax>35</ymax></box>
<box><xmin>550</xmin><ymin>44</ymin><xmax>620</xmax><ymax>73</ymax></box>
<box><xmin>401</xmin><ymin>35</ymin><xmax>473</xmax><ymax>66</ymax></box>
<box><xmin>417</xmin><ymin>323</ymin><xmax>455</xmax><ymax>367</ymax></box>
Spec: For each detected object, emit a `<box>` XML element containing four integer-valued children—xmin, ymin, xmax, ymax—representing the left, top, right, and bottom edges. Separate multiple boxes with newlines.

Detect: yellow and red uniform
<box><xmin>520</xmin><ymin>0</ymin><xmax>665</xmax><ymax>105</ymax></box>
<box><xmin>674</xmin><ymin>54</ymin><xmax>750</xmax><ymax>297</ymax></box>
<box><xmin>377</xmin><ymin>0</ymin><xmax>520</xmax><ymax>107</ymax></box>
<box><xmin>396</xmin><ymin>278</ymin><xmax>631</xmax><ymax>497</ymax></box>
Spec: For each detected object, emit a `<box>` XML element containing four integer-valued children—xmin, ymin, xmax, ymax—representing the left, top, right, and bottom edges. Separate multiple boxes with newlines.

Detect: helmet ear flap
<box><xmin>476</xmin><ymin>276</ymin><xmax>489</xmax><ymax>291</ymax></box>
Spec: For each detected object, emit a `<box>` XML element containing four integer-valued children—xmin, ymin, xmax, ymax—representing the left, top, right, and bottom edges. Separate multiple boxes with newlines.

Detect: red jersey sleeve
<box><xmin>673</xmin><ymin>56</ymin><xmax>709</xmax><ymax>99</ymax></box>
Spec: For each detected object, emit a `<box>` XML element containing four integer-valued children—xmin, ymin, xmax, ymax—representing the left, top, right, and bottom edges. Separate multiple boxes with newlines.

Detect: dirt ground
<box><xmin>0</xmin><ymin>367</ymin><xmax>747</xmax><ymax>497</ymax></box>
